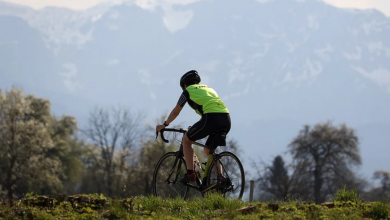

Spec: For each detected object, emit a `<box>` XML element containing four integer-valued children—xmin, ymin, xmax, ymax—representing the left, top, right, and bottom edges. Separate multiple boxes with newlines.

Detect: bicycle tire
<box><xmin>205</xmin><ymin>151</ymin><xmax>245</xmax><ymax>199</ymax></box>
<box><xmin>152</xmin><ymin>152</ymin><xmax>189</xmax><ymax>199</ymax></box>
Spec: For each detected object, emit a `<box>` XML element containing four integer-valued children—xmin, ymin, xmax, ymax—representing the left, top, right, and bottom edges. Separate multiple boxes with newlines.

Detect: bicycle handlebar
<box><xmin>156</xmin><ymin>128</ymin><xmax>187</xmax><ymax>143</ymax></box>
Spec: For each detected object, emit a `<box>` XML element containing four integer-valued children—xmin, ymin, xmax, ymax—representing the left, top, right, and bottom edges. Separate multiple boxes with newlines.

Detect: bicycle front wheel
<box><xmin>152</xmin><ymin>152</ymin><xmax>189</xmax><ymax>199</ymax></box>
<box><xmin>206</xmin><ymin>151</ymin><xmax>245</xmax><ymax>199</ymax></box>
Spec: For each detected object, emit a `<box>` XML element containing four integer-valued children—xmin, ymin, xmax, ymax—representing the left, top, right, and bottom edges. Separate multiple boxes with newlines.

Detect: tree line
<box><xmin>253</xmin><ymin>123</ymin><xmax>390</xmax><ymax>203</ymax></box>
<box><xmin>0</xmin><ymin>88</ymin><xmax>389</xmax><ymax>203</ymax></box>
<box><xmin>0</xmin><ymin>88</ymin><xmax>179</xmax><ymax>199</ymax></box>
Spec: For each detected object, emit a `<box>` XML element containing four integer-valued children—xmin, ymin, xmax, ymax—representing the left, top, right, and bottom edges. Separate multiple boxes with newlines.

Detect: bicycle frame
<box><xmin>158</xmin><ymin>128</ymin><xmax>227</xmax><ymax>192</ymax></box>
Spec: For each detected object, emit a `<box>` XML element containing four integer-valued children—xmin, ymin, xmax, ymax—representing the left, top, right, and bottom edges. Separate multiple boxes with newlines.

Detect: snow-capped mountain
<box><xmin>1</xmin><ymin>0</ymin><xmax>389</xmax><ymax>178</ymax></box>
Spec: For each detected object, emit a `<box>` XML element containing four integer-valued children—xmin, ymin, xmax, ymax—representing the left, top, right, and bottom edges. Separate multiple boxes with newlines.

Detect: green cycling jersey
<box><xmin>177</xmin><ymin>84</ymin><xmax>229</xmax><ymax>116</ymax></box>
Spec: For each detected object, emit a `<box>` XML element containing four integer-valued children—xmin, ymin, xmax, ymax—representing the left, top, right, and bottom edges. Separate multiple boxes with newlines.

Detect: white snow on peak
<box><xmin>304</xmin><ymin>59</ymin><xmax>323</xmax><ymax>78</ymax></box>
<box><xmin>0</xmin><ymin>0</ymin><xmax>198</xmax><ymax>48</ymax></box>
<box><xmin>134</xmin><ymin>0</ymin><xmax>202</xmax><ymax>10</ymax></box>
<box><xmin>315</xmin><ymin>44</ymin><xmax>334</xmax><ymax>62</ymax></box>
<box><xmin>91</xmin><ymin>13</ymin><xmax>102</xmax><ymax>22</ymax></box>
<box><xmin>134</xmin><ymin>0</ymin><xmax>158</xmax><ymax>10</ymax></box>
<box><xmin>162</xmin><ymin>49</ymin><xmax>183</xmax><ymax>66</ymax></box>
<box><xmin>362</xmin><ymin>20</ymin><xmax>388</xmax><ymax>35</ymax></box>
<box><xmin>352</xmin><ymin>66</ymin><xmax>390</xmax><ymax>93</ymax></box>
<box><xmin>134</xmin><ymin>0</ymin><xmax>197</xmax><ymax>32</ymax></box>
<box><xmin>0</xmin><ymin>5</ymin><xmax>107</xmax><ymax>49</ymax></box>
<box><xmin>344</xmin><ymin>47</ymin><xmax>362</xmax><ymax>60</ymax></box>
<box><xmin>162</xmin><ymin>6</ymin><xmax>194</xmax><ymax>33</ymax></box>
<box><xmin>367</xmin><ymin>41</ymin><xmax>384</xmax><ymax>54</ymax></box>
<box><xmin>286</xmin><ymin>42</ymin><xmax>297</xmax><ymax>53</ymax></box>
<box><xmin>59</xmin><ymin>63</ymin><xmax>82</xmax><ymax>92</ymax></box>
<box><xmin>252</xmin><ymin>43</ymin><xmax>270</xmax><ymax>57</ymax></box>
<box><xmin>227</xmin><ymin>56</ymin><xmax>247</xmax><ymax>84</ymax></box>
<box><xmin>223</xmin><ymin>84</ymin><xmax>251</xmax><ymax>101</ymax></box>
<box><xmin>256</xmin><ymin>0</ymin><xmax>274</xmax><ymax>3</ymax></box>
<box><xmin>282</xmin><ymin>59</ymin><xmax>323</xmax><ymax>84</ymax></box>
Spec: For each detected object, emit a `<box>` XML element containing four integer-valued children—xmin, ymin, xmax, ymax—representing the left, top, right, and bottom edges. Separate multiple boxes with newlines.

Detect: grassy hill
<box><xmin>0</xmin><ymin>192</ymin><xmax>389</xmax><ymax>220</ymax></box>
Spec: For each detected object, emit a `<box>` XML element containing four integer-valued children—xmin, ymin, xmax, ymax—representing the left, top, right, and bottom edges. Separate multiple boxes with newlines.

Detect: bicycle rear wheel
<box><xmin>152</xmin><ymin>152</ymin><xmax>189</xmax><ymax>199</ymax></box>
<box><xmin>206</xmin><ymin>151</ymin><xmax>245</xmax><ymax>199</ymax></box>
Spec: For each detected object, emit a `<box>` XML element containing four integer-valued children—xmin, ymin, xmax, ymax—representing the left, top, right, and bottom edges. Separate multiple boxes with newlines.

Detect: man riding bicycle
<box><xmin>156</xmin><ymin>70</ymin><xmax>231</xmax><ymax>185</ymax></box>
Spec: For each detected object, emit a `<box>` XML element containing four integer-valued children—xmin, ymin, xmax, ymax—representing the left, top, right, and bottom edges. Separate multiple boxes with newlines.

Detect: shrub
<box><xmin>370</xmin><ymin>201</ymin><xmax>389</xmax><ymax>220</ymax></box>
<box><xmin>332</xmin><ymin>185</ymin><xmax>361</xmax><ymax>203</ymax></box>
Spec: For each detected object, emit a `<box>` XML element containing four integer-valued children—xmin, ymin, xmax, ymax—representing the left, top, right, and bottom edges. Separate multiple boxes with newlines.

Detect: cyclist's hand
<box><xmin>156</xmin><ymin>124</ymin><xmax>165</xmax><ymax>135</ymax></box>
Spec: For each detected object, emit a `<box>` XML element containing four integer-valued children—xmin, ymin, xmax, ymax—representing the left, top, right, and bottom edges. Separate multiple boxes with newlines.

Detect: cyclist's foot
<box><xmin>179</xmin><ymin>173</ymin><xmax>196</xmax><ymax>184</ymax></box>
<box><xmin>218</xmin><ymin>174</ymin><xmax>232</xmax><ymax>186</ymax></box>
<box><xmin>217</xmin><ymin>174</ymin><xmax>226</xmax><ymax>183</ymax></box>
<box><xmin>200</xmin><ymin>177</ymin><xmax>208</xmax><ymax>190</ymax></box>
<box><xmin>200</xmin><ymin>175</ymin><xmax>227</xmax><ymax>192</ymax></box>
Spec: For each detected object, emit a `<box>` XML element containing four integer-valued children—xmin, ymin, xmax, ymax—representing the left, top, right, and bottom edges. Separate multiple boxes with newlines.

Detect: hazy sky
<box><xmin>3</xmin><ymin>0</ymin><xmax>390</xmax><ymax>16</ymax></box>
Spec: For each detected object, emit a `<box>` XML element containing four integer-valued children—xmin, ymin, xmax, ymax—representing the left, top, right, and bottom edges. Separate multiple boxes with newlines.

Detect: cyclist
<box><xmin>156</xmin><ymin>70</ymin><xmax>231</xmax><ymax>185</ymax></box>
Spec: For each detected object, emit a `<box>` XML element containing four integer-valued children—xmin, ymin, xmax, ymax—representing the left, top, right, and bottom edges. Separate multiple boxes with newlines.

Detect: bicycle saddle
<box><xmin>206</xmin><ymin>129</ymin><xmax>228</xmax><ymax>148</ymax></box>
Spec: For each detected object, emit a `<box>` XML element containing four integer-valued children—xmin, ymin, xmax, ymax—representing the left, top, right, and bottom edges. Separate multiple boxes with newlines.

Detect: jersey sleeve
<box><xmin>177</xmin><ymin>91</ymin><xmax>189</xmax><ymax>107</ymax></box>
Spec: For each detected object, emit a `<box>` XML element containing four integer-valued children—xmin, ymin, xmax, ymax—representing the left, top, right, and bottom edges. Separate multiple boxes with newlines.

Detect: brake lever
<box><xmin>160</xmin><ymin>130</ymin><xmax>169</xmax><ymax>143</ymax></box>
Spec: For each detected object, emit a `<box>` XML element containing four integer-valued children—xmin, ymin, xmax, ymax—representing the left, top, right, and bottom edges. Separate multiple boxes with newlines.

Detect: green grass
<box><xmin>0</xmin><ymin>193</ymin><xmax>389</xmax><ymax>220</ymax></box>
<box><xmin>331</xmin><ymin>185</ymin><xmax>362</xmax><ymax>203</ymax></box>
<box><xmin>370</xmin><ymin>201</ymin><xmax>389</xmax><ymax>220</ymax></box>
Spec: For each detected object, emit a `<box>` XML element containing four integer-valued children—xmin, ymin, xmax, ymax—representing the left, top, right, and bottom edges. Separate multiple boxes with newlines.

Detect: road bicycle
<box><xmin>152</xmin><ymin>128</ymin><xmax>245</xmax><ymax>200</ymax></box>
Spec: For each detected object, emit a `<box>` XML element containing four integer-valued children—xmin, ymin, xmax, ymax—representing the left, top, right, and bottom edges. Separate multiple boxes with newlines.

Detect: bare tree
<box><xmin>124</xmin><ymin>114</ymin><xmax>183</xmax><ymax>196</ymax></box>
<box><xmin>368</xmin><ymin>170</ymin><xmax>390</xmax><ymax>201</ymax></box>
<box><xmin>373</xmin><ymin>170</ymin><xmax>390</xmax><ymax>193</ymax></box>
<box><xmin>82</xmin><ymin>106</ymin><xmax>142</xmax><ymax>197</ymax></box>
<box><xmin>288</xmin><ymin>121</ymin><xmax>361</xmax><ymax>203</ymax></box>
<box><xmin>327</xmin><ymin>163</ymin><xmax>368</xmax><ymax>198</ymax></box>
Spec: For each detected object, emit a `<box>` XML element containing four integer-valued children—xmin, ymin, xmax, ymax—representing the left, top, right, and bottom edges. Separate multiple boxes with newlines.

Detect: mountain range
<box><xmin>1</xmin><ymin>0</ymin><xmax>389</xmax><ymax>181</ymax></box>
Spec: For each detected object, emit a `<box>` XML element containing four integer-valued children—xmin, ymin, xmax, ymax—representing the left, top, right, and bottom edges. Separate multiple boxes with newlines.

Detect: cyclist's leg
<box><xmin>204</xmin><ymin>113</ymin><xmax>231</xmax><ymax>177</ymax></box>
<box><xmin>180</xmin><ymin>115</ymin><xmax>211</xmax><ymax>183</ymax></box>
<box><xmin>186</xmin><ymin>113</ymin><xmax>230</xmax><ymax>181</ymax></box>
<box><xmin>204</xmin><ymin>147</ymin><xmax>223</xmax><ymax>177</ymax></box>
<box><xmin>203</xmin><ymin>147</ymin><xmax>210</xmax><ymax>157</ymax></box>
<box><xmin>186</xmin><ymin>114</ymin><xmax>212</xmax><ymax>159</ymax></box>
<box><xmin>183</xmin><ymin>133</ymin><xmax>194</xmax><ymax>171</ymax></box>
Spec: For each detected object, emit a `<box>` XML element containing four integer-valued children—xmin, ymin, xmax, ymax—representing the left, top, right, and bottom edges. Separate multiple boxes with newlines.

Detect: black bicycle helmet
<box><xmin>180</xmin><ymin>70</ymin><xmax>201</xmax><ymax>89</ymax></box>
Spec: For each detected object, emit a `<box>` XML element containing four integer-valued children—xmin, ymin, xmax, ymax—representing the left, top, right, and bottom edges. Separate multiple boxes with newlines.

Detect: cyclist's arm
<box><xmin>165</xmin><ymin>93</ymin><xmax>187</xmax><ymax>125</ymax></box>
<box><xmin>165</xmin><ymin>104</ymin><xmax>183</xmax><ymax>125</ymax></box>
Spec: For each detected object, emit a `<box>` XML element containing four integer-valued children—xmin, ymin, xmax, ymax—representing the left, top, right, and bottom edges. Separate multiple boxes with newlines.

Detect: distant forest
<box><xmin>0</xmin><ymin>88</ymin><xmax>389</xmax><ymax>203</ymax></box>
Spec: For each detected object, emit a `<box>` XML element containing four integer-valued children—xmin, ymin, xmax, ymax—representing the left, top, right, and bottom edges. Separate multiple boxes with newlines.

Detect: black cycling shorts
<box><xmin>186</xmin><ymin>113</ymin><xmax>231</xmax><ymax>147</ymax></box>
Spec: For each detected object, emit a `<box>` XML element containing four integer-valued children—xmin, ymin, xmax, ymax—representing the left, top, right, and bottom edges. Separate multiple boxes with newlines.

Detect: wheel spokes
<box><xmin>154</xmin><ymin>154</ymin><xmax>188</xmax><ymax>199</ymax></box>
<box><xmin>207</xmin><ymin>152</ymin><xmax>245</xmax><ymax>199</ymax></box>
